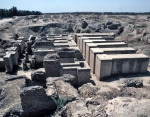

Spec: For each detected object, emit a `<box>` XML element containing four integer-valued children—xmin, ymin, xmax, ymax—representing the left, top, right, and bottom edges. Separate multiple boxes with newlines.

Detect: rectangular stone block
<box><xmin>6</xmin><ymin>51</ymin><xmax>18</xmax><ymax>66</ymax></box>
<box><xmin>75</xmin><ymin>33</ymin><xmax>115</xmax><ymax>37</ymax></box>
<box><xmin>85</xmin><ymin>42</ymin><xmax>128</xmax><ymax>64</ymax></box>
<box><xmin>54</xmin><ymin>40</ymin><xmax>68</xmax><ymax>43</ymax></box>
<box><xmin>90</xmin><ymin>47</ymin><xmax>136</xmax><ymax>73</ymax></box>
<box><xmin>18</xmin><ymin>37</ymin><xmax>25</xmax><ymax>53</ymax></box>
<box><xmin>79</xmin><ymin>37</ymin><xmax>114</xmax><ymax>53</ymax></box>
<box><xmin>5</xmin><ymin>47</ymin><xmax>19</xmax><ymax>60</ymax></box>
<box><xmin>34</xmin><ymin>49</ymin><xmax>56</xmax><ymax>66</ymax></box>
<box><xmin>82</xmin><ymin>40</ymin><xmax>120</xmax><ymax>57</ymax></box>
<box><xmin>95</xmin><ymin>54</ymin><xmax>149</xmax><ymax>80</ymax></box>
<box><xmin>77</xmin><ymin>68</ymin><xmax>91</xmax><ymax>87</ymax></box>
<box><xmin>60</xmin><ymin>58</ymin><xmax>74</xmax><ymax>63</ymax></box>
<box><xmin>53</xmin><ymin>43</ymin><xmax>76</xmax><ymax>47</ymax></box>
<box><xmin>35</xmin><ymin>41</ymin><xmax>53</xmax><ymax>48</ymax></box>
<box><xmin>44</xmin><ymin>59</ymin><xmax>60</xmax><ymax>77</ymax></box>
<box><xmin>95</xmin><ymin>55</ymin><xmax>112</xmax><ymax>80</ymax></box>
<box><xmin>3</xmin><ymin>54</ymin><xmax>13</xmax><ymax>73</ymax></box>
<box><xmin>0</xmin><ymin>58</ymin><xmax>5</xmax><ymax>70</ymax></box>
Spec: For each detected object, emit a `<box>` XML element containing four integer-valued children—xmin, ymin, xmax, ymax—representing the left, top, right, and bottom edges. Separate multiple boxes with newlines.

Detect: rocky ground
<box><xmin>0</xmin><ymin>14</ymin><xmax>150</xmax><ymax>58</ymax></box>
<box><xmin>0</xmin><ymin>14</ymin><xmax>150</xmax><ymax>117</ymax></box>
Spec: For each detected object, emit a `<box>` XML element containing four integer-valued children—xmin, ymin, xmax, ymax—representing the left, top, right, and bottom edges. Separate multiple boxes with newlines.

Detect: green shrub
<box><xmin>128</xmin><ymin>21</ymin><xmax>135</xmax><ymax>25</ymax></box>
<box><xmin>51</xmin><ymin>96</ymin><xmax>68</xmax><ymax>111</ymax></box>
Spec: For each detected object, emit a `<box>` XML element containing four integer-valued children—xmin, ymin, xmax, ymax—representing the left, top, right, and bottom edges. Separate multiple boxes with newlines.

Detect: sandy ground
<box><xmin>0</xmin><ymin>18</ymin><xmax>13</xmax><ymax>25</ymax></box>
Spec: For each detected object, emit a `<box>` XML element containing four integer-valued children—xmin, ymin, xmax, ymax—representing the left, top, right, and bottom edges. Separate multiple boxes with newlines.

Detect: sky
<box><xmin>1</xmin><ymin>0</ymin><xmax>150</xmax><ymax>13</ymax></box>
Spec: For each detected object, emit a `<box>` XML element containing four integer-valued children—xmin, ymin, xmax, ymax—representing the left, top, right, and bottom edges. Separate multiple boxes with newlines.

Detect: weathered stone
<box><xmin>20</xmin><ymin>86</ymin><xmax>56</xmax><ymax>117</ymax></box>
<box><xmin>0</xmin><ymin>75</ymin><xmax>26</xmax><ymax>117</ymax></box>
<box><xmin>3</xmin><ymin>54</ymin><xmax>13</xmax><ymax>73</ymax></box>
<box><xmin>47</xmin><ymin>74</ymin><xmax>76</xmax><ymax>87</ymax></box>
<box><xmin>125</xmin><ymin>79</ymin><xmax>143</xmax><ymax>88</ymax></box>
<box><xmin>31</xmin><ymin>71</ymin><xmax>46</xmax><ymax>82</ymax></box>
<box><xmin>62</xmin><ymin>74</ymin><xmax>76</xmax><ymax>86</ymax></box>
<box><xmin>106</xmin><ymin>21</ymin><xmax>113</xmax><ymax>26</ymax></box>
<box><xmin>54</xmin><ymin>80</ymin><xmax>79</xmax><ymax>101</ymax></box>
<box><xmin>107</xmin><ymin>23</ymin><xmax>121</xmax><ymax>30</ymax></box>
<box><xmin>57</xmin><ymin>48</ymin><xmax>75</xmax><ymax>58</ymax></box>
<box><xmin>53</xmin><ymin>99</ymin><xmax>91</xmax><ymax>117</ymax></box>
<box><xmin>22</xmin><ymin>58</ymin><xmax>27</xmax><ymax>71</ymax></box>
<box><xmin>30</xmin><ymin>71</ymin><xmax>47</xmax><ymax>88</ymax></box>
<box><xmin>78</xmin><ymin>83</ymin><xmax>100</xmax><ymax>98</ymax></box>
<box><xmin>81</xmin><ymin>21</ymin><xmax>88</xmax><ymax>29</ymax></box>
<box><xmin>46</xmin><ymin>78</ymin><xmax>79</xmax><ymax>115</ymax></box>
<box><xmin>25</xmin><ymin>52</ymin><xmax>29</xmax><ymax>62</ymax></box>
<box><xmin>44</xmin><ymin>54</ymin><xmax>60</xmax><ymax>77</ymax></box>
<box><xmin>30</xmin><ymin>58</ymin><xmax>35</xmax><ymax>69</ymax></box>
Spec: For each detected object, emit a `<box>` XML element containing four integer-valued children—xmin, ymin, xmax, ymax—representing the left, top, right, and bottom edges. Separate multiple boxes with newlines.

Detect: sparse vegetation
<box><xmin>136</xmin><ymin>24</ymin><xmax>148</xmax><ymax>28</ymax></box>
<box><xmin>138</xmin><ymin>114</ymin><xmax>148</xmax><ymax>117</ymax></box>
<box><xmin>128</xmin><ymin>21</ymin><xmax>135</xmax><ymax>25</ymax></box>
<box><xmin>51</xmin><ymin>96</ymin><xmax>68</xmax><ymax>111</ymax></box>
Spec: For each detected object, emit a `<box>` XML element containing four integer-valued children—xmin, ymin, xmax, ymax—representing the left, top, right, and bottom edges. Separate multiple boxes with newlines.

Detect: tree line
<box><xmin>46</xmin><ymin>12</ymin><xmax>150</xmax><ymax>15</ymax></box>
<box><xmin>0</xmin><ymin>6</ymin><xmax>42</xmax><ymax>18</ymax></box>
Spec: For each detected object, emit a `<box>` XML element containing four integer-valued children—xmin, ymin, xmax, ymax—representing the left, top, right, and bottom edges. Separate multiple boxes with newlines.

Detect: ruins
<box><xmin>0</xmin><ymin>32</ymin><xmax>149</xmax><ymax>116</ymax></box>
<box><xmin>0</xmin><ymin>33</ymin><xmax>149</xmax><ymax>80</ymax></box>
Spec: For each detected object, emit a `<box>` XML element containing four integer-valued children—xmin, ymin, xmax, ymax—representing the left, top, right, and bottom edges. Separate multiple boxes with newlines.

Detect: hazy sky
<box><xmin>1</xmin><ymin>0</ymin><xmax>150</xmax><ymax>13</ymax></box>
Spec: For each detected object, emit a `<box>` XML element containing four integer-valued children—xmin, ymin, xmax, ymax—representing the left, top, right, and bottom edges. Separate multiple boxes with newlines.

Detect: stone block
<box><xmin>3</xmin><ymin>54</ymin><xmax>13</xmax><ymax>73</ymax></box>
<box><xmin>6</xmin><ymin>51</ymin><xmax>18</xmax><ymax>66</ymax></box>
<box><xmin>90</xmin><ymin>47</ymin><xmax>136</xmax><ymax>73</ymax></box>
<box><xmin>79</xmin><ymin>36</ymin><xmax>114</xmax><ymax>52</ymax></box>
<box><xmin>78</xmin><ymin>68</ymin><xmax>91</xmax><ymax>87</ymax></box>
<box><xmin>85</xmin><ymin>42</ymin><xmax>128</xmax><ymax>64</ymax></box>
<box><xmin>95</xmin><ymin>54</ymin><xmax>149</xmax><ymax>80</ymax></box>
<box><xmin>34</xmin><ymin>41</ymin><xmax>54</xmax><ymax>48</ymax></box>
<box><xmin>43</xmin><ymin>54</ymin><xmax>60</xmax><ymax>77</ymax></box>
<box><xmin>0</xmin><ymin>58</ymin><xmax>5</xmax><ymax>70</ymax></box>
<box><xmin>34</xmin><ymin>49</ymin><xmax>56</xmax><ymax>67</ymax></box>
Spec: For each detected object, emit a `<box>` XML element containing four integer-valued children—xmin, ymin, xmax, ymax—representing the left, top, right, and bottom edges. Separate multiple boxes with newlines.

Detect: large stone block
<box><xmin>0</xmin><ymin>58</ymin><xmax>5</xmax><ymax>70</ymax></box>
<box><xmin>95</xmin><ymin>54</ymin><xmax>149</xmax><ymax>80</ymax></box>
<box><xmin>3</xmin><ymin>54</ymin><xmax>13</xmax><ymax>73</ymax></box>
<box><xmin>6</xmin><ymin>51</ymin><xmax>18</xmax><ymax>66</ymax></box>
<box><xmin>90</xmin><ymin>47</ymin><xmax>136</xmax><ymax>73</ymax></box>
<box><xmin>85</xmin><ymin>42</ymin><xmax>128</xmax><ymax>64</ymax></box>
<box><xmin>82</xmin><ymin>40</ymin><xmax>120</xmax><ymax>57</ymax></box>
<box><xmin>20</xmin><ymin>86</ymin><xmax>56</xmax><ymax>117</ymax></box>
<box><xmin>78</xmin><ymin>68</ymin><xmax>91</xmax><ymax>87</ymax></box>
<box><xmin>34</xmin><ymin>41</ymin><xmax>54</xmax><ymax>48</ymax></box>
<box><xmin>44</xmin><ymin>54</ymin><xmax>60</xmax><ymax>77</ymax></box>
<box><xmin>34</xmin><ymin>49</ymin><xmax>56</xmax><ymax>67</ymax></box>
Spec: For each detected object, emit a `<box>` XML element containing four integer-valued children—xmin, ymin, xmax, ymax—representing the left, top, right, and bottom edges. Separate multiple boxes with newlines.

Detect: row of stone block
<box><xmin>74</xmin><ymin>33</ymin><xmax>149</xmax><ymax>80</ymax></box>
<box><xmin>31</xmin><ymin>34</ymin><xmax>91</xmax><ymax>87</ymax></box>
<box><xmin>0</xmin><ymin>37</ymin><xmax>25</xmax><ymax>73</ymax></box>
